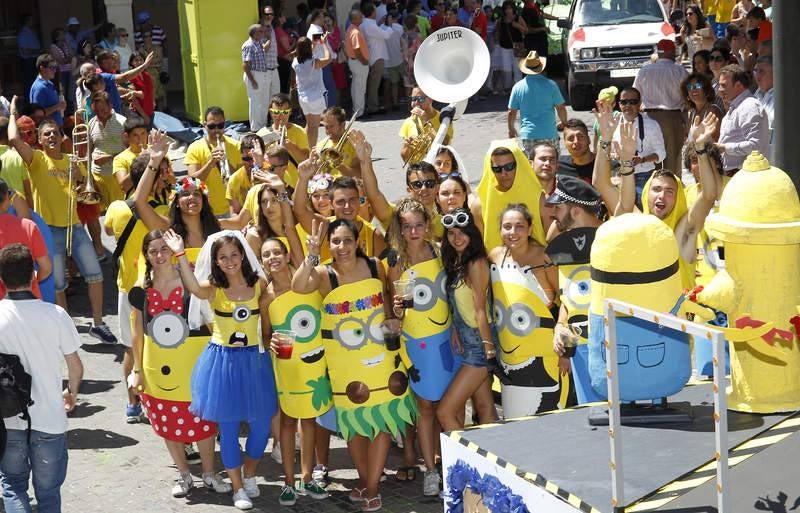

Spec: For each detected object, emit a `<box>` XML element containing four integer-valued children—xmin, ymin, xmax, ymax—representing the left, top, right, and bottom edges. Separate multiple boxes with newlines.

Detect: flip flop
<box><xmin>395</xmin><ymin>466</ymin><xmax>417</xmax><ymax>482</ymax></box>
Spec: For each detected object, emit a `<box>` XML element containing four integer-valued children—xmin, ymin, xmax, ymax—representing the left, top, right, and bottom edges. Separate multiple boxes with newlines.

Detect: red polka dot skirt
<box><xmin>141</xmin><ymin>394</ymin><xmax>217</xmax><ymax>443</ymax></box>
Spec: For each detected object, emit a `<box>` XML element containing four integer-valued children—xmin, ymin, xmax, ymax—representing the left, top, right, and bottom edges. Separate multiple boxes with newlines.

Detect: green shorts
<box><xmin>384</xmin><ymin>64</ymin><xmax>404</xmax><ymax>84</ymax></box>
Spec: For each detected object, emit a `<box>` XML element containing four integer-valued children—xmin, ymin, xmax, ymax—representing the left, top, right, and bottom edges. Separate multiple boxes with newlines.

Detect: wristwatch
<box><xmin>306</xmin><ymin>254</ymin><xmax>320</xmax><ymax>266</ymax></box>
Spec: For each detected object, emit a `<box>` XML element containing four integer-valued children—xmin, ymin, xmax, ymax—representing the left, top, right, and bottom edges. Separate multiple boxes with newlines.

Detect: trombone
<box><xmin>66</xmin><ymin>109</ymin><xmax>101</xmax><ymax>256</ymax></box>
<box><xmin>316</xmin><ymin>113</ymin><xmax>358</xmax><ymax>175</ymax></box>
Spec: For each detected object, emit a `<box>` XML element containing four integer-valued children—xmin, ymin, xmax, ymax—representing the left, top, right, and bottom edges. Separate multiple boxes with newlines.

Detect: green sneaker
<box><xmin>302</xmin><ymin>480</ymin><xmax>329</xmax><ymax>500</ymax></box>
<box><xmin>279</xmin><ymin>485</ymin><xmax>297</xmax><ymax>506</ymax></box>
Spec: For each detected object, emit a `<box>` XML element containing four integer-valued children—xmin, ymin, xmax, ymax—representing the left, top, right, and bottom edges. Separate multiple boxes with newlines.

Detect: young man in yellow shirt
<box><xmin>256</xmin><ymin>93</ymin><xmax>309</xmax><ymax>188</ymax></box>
<box><xmin>7</xmin><ymin>96</ymin><xmax>116</xmax><ymax>343</ymax></box>
<box><xmin>316</xmin><ymin>106</ymin><xmax>361</xmax><ymax>177</ymax></box>
<box><xmin>226</xmin><ymin>133</ymin><xmax>263</xmax><ymax>215</ymax></box>
<box><xmin>104</xmin><ymin>152</ymin><xmax>171</xmax><ymax>422</ymax></box>
<box><xmin>113</xmin><ymin>117</ymin><xmax>150</xmax><ymax>197</ymax></box>
<box><xmin>398</xmin><ymin>86</ymin><xmax>454</xmax><ymax>164</ymax></box>
<box><xmin>184</xmin><ymin>106</ymin><xmax>242</xmax><ymax>217</ymax></box>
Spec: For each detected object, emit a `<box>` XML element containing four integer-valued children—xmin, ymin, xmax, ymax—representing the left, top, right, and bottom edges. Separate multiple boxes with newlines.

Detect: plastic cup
<box><xmin>560</xmin><ymin>327</ymin><xmax>580</xmax><ymax>358</ymax></box>
<box><xmin>394</xmin><ymin>279</ymin><xmax>415</xmax><ymax>310</ymax></box>
<box><xmin>381</xmin><ymin>320</ymin><xmax>402</xmax><ymax>351</ymax></box>
<box><xmin>275</xmin><ymin>329</ymin><xmax>296</xmax><ymax>359</ymax></box>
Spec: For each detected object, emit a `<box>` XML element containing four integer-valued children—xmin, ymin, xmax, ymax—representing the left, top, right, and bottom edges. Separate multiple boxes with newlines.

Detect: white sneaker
<box><xmin>242</xmin><ymin>476</ymin><xmax>260</xmax><ymax>498</ymax></box>
<box><xmin>202</xmin><ymin>472</ymin><xmax>232</xmax><ymax>493</ymax></box>
<box><xmin>270</xmin><ymin>441</ymin><xmax>283</xmax><ymax>464</ymax></box>
<box><xmin>233</xmin><ymin>488</ymin><xmax>253</xmax><ymax>510</ymax></box>
<box><xmin>171</xmin><ymin>472</ymin><xmax>193</xmax><ymax>498</ymax></box>
<box><xmin>423</xmin><ymin>470</ymin><xmax>441</xmax><ymax>496</ymax></box>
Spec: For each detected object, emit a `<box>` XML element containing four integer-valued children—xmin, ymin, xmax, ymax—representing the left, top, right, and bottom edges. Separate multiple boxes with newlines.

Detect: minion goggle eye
<box><xmin>441</xmin><ymin>211</ymin><xmax>470</xmax><ymax>229</ymax></box>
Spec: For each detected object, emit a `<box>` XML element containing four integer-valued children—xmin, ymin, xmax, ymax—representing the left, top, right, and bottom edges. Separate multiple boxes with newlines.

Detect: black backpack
<box><xmin>0</xmin><ymin>353</ymin><xmax>34</xmax><ymax>438</ymax></box>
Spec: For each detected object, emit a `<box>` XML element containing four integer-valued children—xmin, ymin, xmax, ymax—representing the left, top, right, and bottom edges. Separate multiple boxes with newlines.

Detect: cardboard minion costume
<box><xmin>321</xmin><ymin>257</ymin><xmax>417</xmax><ymax>441</ymax></box>
<box><xmin>477</xmin><ymin>139</ymin><xmax>547</xmax><ymax>249</ymax></box>
<box><xmin>396</xmin><ymin>256</ymin><xmax>460</xmax><ymax>402</ymax></box>
<box><xmin>692</xmin><ymin>153</ymin><xmax>800</xmax><ymax>413</ymax></box>
<box><xmin>269</xmin><ymin>290</ymin><xmax>332</xmax><ymax>419</ymax></box>
<box><xmin>588</xmin><ymin>214</ymin><xmax>692</xmax><ymax>402</ymax></box>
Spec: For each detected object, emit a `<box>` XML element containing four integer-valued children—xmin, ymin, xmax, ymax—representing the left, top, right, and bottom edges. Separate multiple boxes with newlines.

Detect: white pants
<box><xmin>348</xmin><ymin>58</ymin><xmax>369</xmax><ymax>117</ymax></box>
<box><xmin>244</xmin><ymin>69</ymin><xmax>279</xmax><ymax>131</ymax></box>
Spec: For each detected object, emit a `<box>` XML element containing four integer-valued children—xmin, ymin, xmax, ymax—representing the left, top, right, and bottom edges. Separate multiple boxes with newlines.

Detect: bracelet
<box><xmin>276</xmin><ymin>191</ymin><xmax>290</xmax><ymax>203</ymax></box>
<box><xmin>173</xmin><ymin>251</ymin><xmax>186</xmax><ymax>258</ymax></box>
<box><xmin>306</xmin><ymin>254</ymin><xmax>320</xmax><ymax>266</ymax></box>
<box><xmin>146</xmin><ymin>164</ymin><xmax>157</xmax><ymax>172</ymax></box>
<box><xmin>599</xmin><ymin>140</ymin><xmax>611</xmax><ymax>150</ymax></box>
<box><xmin>695</xmin><ymin>146</ymin><xmax>708</xmax><ymax>155</ymax></box>
<box><xmin>621</xmin><ymin>160</ymin><xmax>635</xmax><ymax>168</ymax></box>
<box><xmin>133</xmin><ymin>369</ymin><xmax>141</xmax><ymax>374</ymax></box>
<box><xmin>619</xmin><ymin>167</ymin><xmax>635</xmax><ymax>176</ymax></box>
<box><xmin>485</xmin><ymin>349</ymin><xmax>497</xmax><ymax>359</ymax></box>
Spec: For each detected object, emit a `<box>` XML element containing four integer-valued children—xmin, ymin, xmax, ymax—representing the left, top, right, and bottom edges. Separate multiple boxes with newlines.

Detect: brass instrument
<box><xmin>66</xmin><ymin>109</ymin><xmax>101</xmax><ymax>255</ymax></box>
<box><xmin>316</xmin><ymin>113</ymin><xmax>358</xmax><ymax>175</ymax></box>
<box><xmin>217</xmin><ymin>134</ymin><xmax>231</xmax><ymax>180</ymax></box>
<box><xmin>402</xmin><ymin>115</ymin><xmax>437</xmax><ymax>167</ymax></box>
<box><xmin>277</xmin><ymin>124</ymin><xmax>286</xmax><ymax>147</ymax></box>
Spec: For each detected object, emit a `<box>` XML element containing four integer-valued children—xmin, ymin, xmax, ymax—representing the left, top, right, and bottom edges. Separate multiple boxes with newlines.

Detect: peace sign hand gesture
<box><xmin>306</xmin><ymin>218</ymin><xmax>325</xmax><ymax>258</ymax></box>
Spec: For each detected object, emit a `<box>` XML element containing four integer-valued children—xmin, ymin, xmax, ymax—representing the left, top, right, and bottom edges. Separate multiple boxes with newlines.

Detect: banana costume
<box><xmin>477</xmin><ymin>139</ymin><xmax>547</xmax><ymax>249</ymax></box>
<box><xmin>321</xmin><ymin>258</ymin><xmax>417</xmax><ymax>440</ymax></box>
<box><xmin>398</xmin><ymin>257</ymin><xmax>459</xmax><ymax>402</ymax></box>
<box><xmin>269</xmin><ymin>290</ymin><xmax>332</xmax><ymax>419</ymax></box>
<box><xmin>491</xmin><ymin>258</ymin><xmax>573</xmax><ymax>417</ymax></box>
<box><xmin>694</xmin><ymin>153</ymin><xmax>800</xmax><ymax>413</ymax></box>
<box><xmin>130</xmin><ymin>247</ymin><xmax>217</xmax><ymax>442</ymax></box>
<box><xmin>588</xmin><ymin>214</ymin><xmax>692</xmax><ymax>402</ymax></box>
<box><xmin>546</xmin><ymin>227</ymin><xmax>603</xmax><ymax>404</ymax></box>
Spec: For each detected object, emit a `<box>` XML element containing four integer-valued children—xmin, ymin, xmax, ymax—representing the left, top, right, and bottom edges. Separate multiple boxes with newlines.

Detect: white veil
<box><xmin>425</xmin><ymin>143</ymin><xmax>470</xmax><ymax>185</ymax></box>
<box><xmin>187</xmin><ymin>230</ymin><xmax>267</xmax><ymax>330</ymax></box>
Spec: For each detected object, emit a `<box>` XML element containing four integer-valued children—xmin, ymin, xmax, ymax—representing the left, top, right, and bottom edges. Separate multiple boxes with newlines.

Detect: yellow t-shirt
<box><xmin>184</xmin><ymin>136</ymin><xmax>242</xmax><ymax>216</ymax></box>
<box><xmin>715</xmin><ymin>0</ymin><xmax>735</xmax><ymax>22</ymax></box>
<box><xmin>242</xmin><ymin>183</ymin><xmax>266</xmax><ymax>222</ymax></box>
<box><xmin>398</xmin><ymin>110</ymin><xmax>455</xmax><ymax>142</ymax></box>
<box><xmin>27</xmin><ymin>150</ymin><xmax>84</xmax><ymax>227</ymax></box>
<box><xmin>256</xmin><ymin>123</ymin><xmax>308</xmax><ymax>188</ymax></box>
<box><xmin>226</xmin><ymin>166</ymin><xmax>252</xmax><ymax>209</ymax></box>
<box><xmin>104</xmin><ymin>198</ymin><xmax>170</xmax><ymax>291</ymax></box>
<box><xmin>112</xmin><ymin>147</ymin><xmax>141</xmax><ymax>182</ymax></box>
<box><xmin>316</xmin><ymin>136</ymin><xmax>357</xmax><ymax>177</ymax></box>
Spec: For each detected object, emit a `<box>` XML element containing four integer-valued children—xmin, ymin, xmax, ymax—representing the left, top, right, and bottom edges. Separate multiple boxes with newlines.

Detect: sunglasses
<box><xmin>264</xmin><ymin>12</ymin><xmax>275</xmax><ymax>16</ymax></box>
<box><xmin>206</xmin><ymin>122</ymin><xmax>225</xmax><ymax>130</ymax></box>
<box><xmin>710</xmin><ymin>55</ymin><xmax>725</xmax><ymax>62</ymax></box>
<box><xmin>409</xmin><ymin>179</ymin><xmax>437</xmax><ymax>190</ymax></box>
<box><xmin>46</xmin><ymin>65</ymin><xmax>58</xmax><ymax>70</ymax></box>
<box><xmin>359</xmin><ymin>196</ymin><xmax>367</xmax><ymax>205</ymax></box>
<box><xmin>686</xmin><ymin>81</ymin><xmax>704</xmax><ymax>91</ymax></box>
<box><xmin>491</xmin><ymin>162</ymin><xmax>516</xmax><ymax>173</ymax></box>
<box><xmin>270</xmin><ymin>108</ymin><xmax>291</xmax><ymax>115</ymax></box>
<box><xmin>119</xmin><ymin>33</ymin><xmax>129</xmax><ymax>37</ymax></box>
<box><xmin>686</xmin><ymin>11</ymin><xmax>696</xmax><ymax>16</ymax></box>
<box><xmin>242</xmin><ymin>156</ymin><xmax>253</xmax><ymax>162</ymax></box>
<box><xmin>441</xmin><ymin>211</ymin><xmax>470</xmax><ymax>228</ymax></box>
<box><xmin>409</xmin><ymin>95</ymin><xmax>426</xmax><ymax>103</ymax></box>
<box><xmin>439</xmin><ymin>171</ymin><xmax>461</xmax><ymax>180</ymax></box>
<box><xmin>619</xmin><ymin>99</ymin><xmax>640</xmax><ymax>106</ymax></box>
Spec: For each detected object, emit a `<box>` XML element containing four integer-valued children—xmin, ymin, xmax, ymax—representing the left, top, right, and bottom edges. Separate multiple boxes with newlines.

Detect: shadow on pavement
<box><xmin>67</xmin><ymin>403</ymin><xmax>106</xmax><ymax>419</ymax></box>
<box><xmin>76</xmin><ymin>379</ymin><xmax>120</xmax><ymax>395</ymax></box>
<box><xmin>67</xmin><ymin>428</ymin><xmax>139</xmax><ymax>450</ymax></box>
<box><xmin>80</xmin><ymin>342</ymin><xmax>125</xmax><ymax>364</ymax></box>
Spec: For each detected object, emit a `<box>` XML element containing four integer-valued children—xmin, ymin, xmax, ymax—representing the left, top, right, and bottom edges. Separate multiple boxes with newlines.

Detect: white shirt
<box><xmin>360</xmin><ymin>17</ymin><xmax>393</xmax><ymax>65</ymax></box>
<box><xmin>719</xmin><ymin>90</ymin><xmax>770</xmax><ymax>171</ymax></box>
<box><xmin>612</xmin><ymin>113</ymin><xmax>667</xmax><ymax>174</ymax></box>
<box><xmin>114</xmin><ymin>44</ymin><xmax>133</xmax><ymax>71</ymax></box>
<box><xmin>385</xmin><ymin>23</ymin><xmax>405</xmax><ymax>68</ymax></box>
<box><xmin>89</xmin><ymin>110</ymin><xmax>127</xmax><ymax>176</ymax></box>
<box><xmin>755</xmin><ymin>87</ymin><xmax>774</xmax><ymax>161</ymax></box>
<box><xmin>633</xmin><ymin>58</ymin><xmax>688</xmax><ymax>111</ymax></box>
<box><xmin>0</xmin><ymin>298</ymin><xmax>81</xmax><ymax>434</ymax></box>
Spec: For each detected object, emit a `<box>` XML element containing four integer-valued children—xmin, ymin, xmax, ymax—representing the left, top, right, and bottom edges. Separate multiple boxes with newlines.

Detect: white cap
<box><xmin>67</xmin><ymin>17</ymin><xmax>80</xmax><ymax>26</ymax></box>
<box><xmin>306</xmin><ymin>24</ymin><xmax>324</xmax><ymax>37</ymax></box>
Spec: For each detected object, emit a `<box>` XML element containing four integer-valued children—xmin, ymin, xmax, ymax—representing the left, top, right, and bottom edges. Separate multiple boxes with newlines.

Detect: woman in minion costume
<box><xmin>386</xmin><ymin>197</ymin><xmax>458</xmax><ymax>494</ymax></box>
<box><xmin>293</xmin><ymin>218</ymin><xmax>416</xmax><ymax>512</ymax></box>
<box><xmin>167</xmin><ymin>229</ymin><xmax>277</xmax><ymax>511</ymax></box>
<box><xmin>475</xmin><ymin>139</ymin><xmax>547</xmax><ymax>250</ymax></box>
<box><xmin>489</xmin><ymin>204</ymin><xmax>574</xmax><ymax>417</ymax></box>
<box><xmin>129</xmin><ymin>230</ymin><xmax>231</xmax><ymax>498</ymax></box>
<box><xmin>262</xmin><ymin>231</ymin><xmax>332</xmax><ymax>505</ymax></box>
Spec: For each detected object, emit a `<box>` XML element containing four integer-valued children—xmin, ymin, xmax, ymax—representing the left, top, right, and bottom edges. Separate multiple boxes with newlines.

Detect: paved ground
<box><xmin>43</xmin><ymin>89</ymin><xmax>593</xmax><ymax>513</ymax></box>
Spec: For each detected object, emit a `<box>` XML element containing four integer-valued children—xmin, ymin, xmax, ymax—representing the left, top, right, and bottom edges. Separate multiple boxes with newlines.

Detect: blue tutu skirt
<box><xmin>190</xmin><ymin>343</ymin><xmax>278</xmax><ymax>423</ymax></box>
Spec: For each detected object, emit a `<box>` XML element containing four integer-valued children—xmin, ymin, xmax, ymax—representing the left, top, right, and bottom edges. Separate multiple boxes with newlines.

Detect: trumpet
<box><xmin>316</xmin><ymin>113</ymin><xmax>358</xmax><ymax>175</ymax></box>
<box><xmin>217</xmin><ymin>134</ymin><xmax>231</xmax><ymax>180</ymax></box>
<box><xmin>67</xmin><ymin>109</ymin><xmax>101</xmax><ymax>256</ymax></box>
<box><xmin>403</xmin><ymin>115</ymin><xmax>437</xmax><ymax>167</ymax></box>
<box><xmin>277</xmin><ymin>124</ymin><xmax>287</xmax><ymax>147</ymax></box>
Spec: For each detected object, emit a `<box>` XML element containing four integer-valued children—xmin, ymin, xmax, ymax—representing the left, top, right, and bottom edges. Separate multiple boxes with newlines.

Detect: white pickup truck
<box><xmin>557</xmin><ymin>0</ymin><xmax>675</xmax><ymax>110</ymax></box>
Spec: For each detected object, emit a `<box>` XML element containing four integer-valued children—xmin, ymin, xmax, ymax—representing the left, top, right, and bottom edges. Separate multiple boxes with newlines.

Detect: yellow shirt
<box><xmin>104</xmin><ymin>198</ymin><xmax>170</xmax><ymax>291</ymax></box>
<box><xmin>715</xmin><ymin>0</ymin><xmax>735</xmax><ymax>22</ymax></box>
<box><xmin>112</xmin><ymin>147</ymin><xmax>141</xmax><ymax>182</ymax></box>
<box><xmin>211</xmin><ymin>282</ymin><xmax>262</xmax><ymax>348</ymax></box>
<box><xmin>226</xmin><ymin>166</ymin><xmax>252</xmax><ymax>209</ymax></box>
<box><xmin>256</xmin><ymin>123</ymin><xmax>308</xmax><ymax>188</ymax></box>
<box><xmin>184</xmin><ymin>136</ymin><xmax>242</xmax><ymax>216</ymax></box>
<box><xmin>316</xmin><ymin>136</ymin><xmax>357</xmax><ymax>177</ymax></box>
<box><xmin>242</xmin><ymin>183</ymin><xmax>266</xmax><ymax>222</ymax></box>
<box><xmin>27</xmin><ymin>150</ymin><xmax>84</xmax><ymax>227</ymax></box>
<box><xmin>398</xmin><ymin>110</ymin><xmax>455</xmax><ymax>142</ymax></box>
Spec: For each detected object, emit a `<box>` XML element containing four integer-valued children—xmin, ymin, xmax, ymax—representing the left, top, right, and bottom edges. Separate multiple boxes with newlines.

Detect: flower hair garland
<box><xmin>307</xmin><ymin>173</ymin><xmax>334</xmax><ymax>194</ymax></box>
<box><xmin>173</xmin><ymin>177</ymin><xmax>207</xmax><ymax>197</ymax></box>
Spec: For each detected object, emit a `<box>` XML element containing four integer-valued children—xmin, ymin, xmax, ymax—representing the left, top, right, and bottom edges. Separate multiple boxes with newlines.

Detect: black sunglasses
<box><xmin>206</xmin><ymin>122</ymin><xmax>225</xmax><ymax>130</ymax></box>
<box><xmin>409</xmin><ymin>179</ymin><xmax>437</xmax><ymax>190</ymax></box>
<box><xmin>491</xmin><ymin>162</ymin><xmax>516</xmax><ymax>173</ymax></box>
<box><xmin>242</xmin><ymin>156</ymin><xmax>253</xmax><ymax>162</ymax></box>
<box><xmin>619</xmin><ymin>99</ymin><xmax>640</xmax><ymax>106</ymax></box>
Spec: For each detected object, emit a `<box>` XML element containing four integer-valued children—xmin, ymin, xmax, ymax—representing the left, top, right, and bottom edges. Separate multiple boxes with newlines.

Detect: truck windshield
<box><xmin>574</xmin><ymin>0</ymin><xmax>665</xmax><ymax>26</ymax></box>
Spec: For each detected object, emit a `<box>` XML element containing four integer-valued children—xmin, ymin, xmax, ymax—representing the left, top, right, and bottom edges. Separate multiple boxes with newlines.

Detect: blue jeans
<box><xmin>0</xmin><ymin>430</ymin><xmax>68</xmax><ymax>513</ymax></box>
<box><xmin>634</xmin><ymin>170</ymin><xmax>654</xmax><ymax>211</ymax></box>
<box><xmin>50</xmin><ymin>225</ymin><xmax>103</xmax><ymax>293</ymax></box>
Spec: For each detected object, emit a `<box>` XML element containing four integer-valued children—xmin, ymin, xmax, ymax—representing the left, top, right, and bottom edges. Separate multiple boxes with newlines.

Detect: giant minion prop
<box><xmin>588</xmin><ymin>213</ymin><xmax>692</xmax><ymax>402</ymax></box>
<box><xmin>692</xmin><ymin>153</ymin><xmax>800</xmax><ymax>413</ymax></box>
<box><xmin>321</xmin><ymin>261</ymin><xmax>417</xmax><ymax>440</ymax></box>
<box><xmin>477</xmin><ymin>139</ymin><xmax>547</xmax><ymax>249</ymax></box>
<box><xmin>491</xmin><ymin>260</ymin><xmax>571</xmax><ymax>417</ymax></box>
<box><xmin>269</xmin><ymin>290</ymin><xmax>332</xmax><ymax>419</ymax></box>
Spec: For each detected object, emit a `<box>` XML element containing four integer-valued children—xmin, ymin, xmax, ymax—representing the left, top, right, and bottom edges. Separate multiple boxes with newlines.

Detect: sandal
<box><xmin>395</xmin><ymin>466</ymin><xmax>417</xmax><ymax>482</ymax></box>
<box><xmin>349</xmin><ymin>487</ymin><xmax>366</xmax><ymax>503</ymax></box>
<box><xmin>361</xmin><ymin>495</ymin><xmax>382</xmax><ymax>512</ymax></box>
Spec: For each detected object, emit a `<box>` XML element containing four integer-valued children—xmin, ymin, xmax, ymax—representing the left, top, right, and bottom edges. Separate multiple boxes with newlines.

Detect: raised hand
<box><xmin>148</xmin><ymin>129</ymin><xmax>170</xmax><ymax>162</ymax></box>
<box><xmin>689</xmin><ymin>112</ymin><xmax>718</xmax><ymax>146</ymax></box>
<box><xmin>616</xmin><ymin>120</ymin><xmax>637</xmax><ymax>163</ymax></box>
<box><xmin>349</xmin><ymin>129</ymin><xmax>372</xmax><ymax>162</ymax></box>
<box><xmin>306</xmin><ymin>218</ymin><xmax>324</xmax><ymax>257</ymax></box>
<box><xmin>162</xmin><ymin>229</ymin><xmax>185</xmax><ymax>255</ymax></box>
<box><xmin>593</xmin><ymin>99</ymin><xmax>621</xmax><ymax>143</ymax></box>
<box><xmin>297</xmin><ymin>155</ymin><xmax>316</xmax><ymax>181</ymax></box>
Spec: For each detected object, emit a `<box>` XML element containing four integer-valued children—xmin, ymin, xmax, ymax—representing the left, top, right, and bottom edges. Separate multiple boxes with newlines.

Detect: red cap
<box><xmin>16</xmin><ymin>116</ymin><xmax>35</xmax><ymax>131</ymax></box>
<box><xmin>656</xmin><ymin>39</ymin><xmax>676</xmax><ymax>53</ymax></box>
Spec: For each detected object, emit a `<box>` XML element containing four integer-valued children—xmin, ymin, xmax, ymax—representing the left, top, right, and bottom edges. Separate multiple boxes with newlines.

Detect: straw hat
<box><xmin>519</xmin><ymin>51</ymin><xmax>547</xmax><ymax>75</ymax></box>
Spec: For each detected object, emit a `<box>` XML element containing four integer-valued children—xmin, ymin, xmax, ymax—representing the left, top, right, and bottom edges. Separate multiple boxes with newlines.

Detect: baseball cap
<box><xmin>67</xmin><ymin>17</ymin><xmax>80</xmax><ymax>26</ymax></box>
<box><xmin>136</xmin><ymin>11</ymin><xmax>151</xmax><ymax>24</ymax></box>
<box><xmin>656</xmin><ymin>38</ymin><xmax>676</xmax><ymax>53</ymax></box>
<box><xmin>307</xmin><ymin>25</ymin><xmax>324</xmax><ymax>37</ymax></box>
<box><xmin>546</xmin><ymin>175</ymin><xmax>602</xmax><ymax>207</ymax></box>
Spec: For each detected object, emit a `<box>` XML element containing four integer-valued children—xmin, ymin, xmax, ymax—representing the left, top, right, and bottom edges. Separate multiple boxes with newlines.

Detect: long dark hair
<box><xmin>209</xmin><ymin>234</ymin><xmax>260</xmax><ymax>289</ymax></box>
<box><xmin>441</xmin><ymin>208</ymin><xmax>487</xmax><ymax>289</ymax></box>
<box><xmin>327</xmin><ymin>218</ymin><xmax>368</xmax><ymax>262</ymax></box>
<box><xmin>256</xmin><ymin>186</ymin><xmax>282</xmax><ymax>240</ymax></box>
<box><xmin>141</xmin><ymin>229</ymin><xmax>165</xmax><ymax>289</ymax></box>
<box><xmin>436</xmin><ymin>174</ymin><xmax>470</xmax><ymax>214</ymax></box>
<box><xmin>168</xmin><ymin>190</ymin><xmax>221</xmax><ymax>242</ymax></box>
<box><xmin>295</xmin><ymin>36</ymin><xmax>313</xmax><ymax>63</ymax></box>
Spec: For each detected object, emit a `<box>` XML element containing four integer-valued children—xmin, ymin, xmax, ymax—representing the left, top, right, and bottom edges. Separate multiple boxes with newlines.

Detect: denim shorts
<box><xmin>457</xmin><ymin>324</ymin><xmax>488</xmax><ymax>368</ymax></box>
<box><xmin>50</xmin><ymin>224</ymin><xmax>103</xmax><ymax>292</ymax></box>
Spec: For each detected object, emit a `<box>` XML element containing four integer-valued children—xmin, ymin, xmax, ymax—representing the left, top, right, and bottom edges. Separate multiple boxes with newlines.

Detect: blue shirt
<box><xmin>508</xmin><ymin>74</ymin><xmax>565</xmax><ymax>140</ymax></box>
<box><xmin>100</xmin><ymin>73</ymin><xmax>123</xmax><ymax>113</ymax></box>
<box><xmin>292</xmin><ymin>58</ymin><xmax>325</xmax><ymax>102</ymax></box>
<box><xmin>18</xmin><ymin>27</ymin><xmax>40</xmax><ymax>58</ymax></box>
<box><xmin>29</xmin><ymin>77</ymin><xmax>62</xmax><ymax>126</ymax></box>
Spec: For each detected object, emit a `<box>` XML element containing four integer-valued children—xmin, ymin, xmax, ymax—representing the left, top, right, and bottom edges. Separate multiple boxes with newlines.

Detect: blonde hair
<box><xmin>386</xmin><ymin>197</ymin><xmax>430</xmax><ymax>271</ymax></box>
